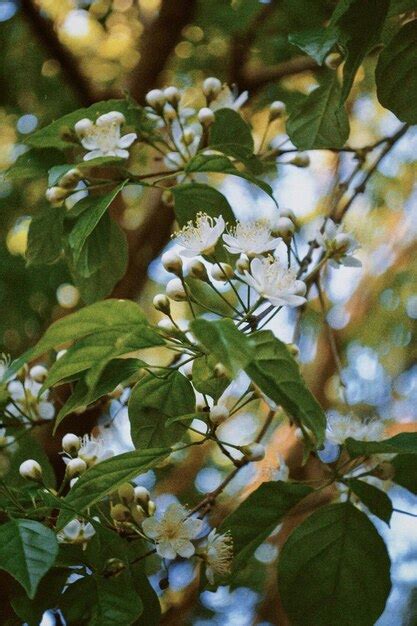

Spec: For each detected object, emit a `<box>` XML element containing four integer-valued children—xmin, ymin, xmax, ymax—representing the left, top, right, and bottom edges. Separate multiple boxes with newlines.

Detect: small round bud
<box><xmin>236</xmin><ymin>254</ymin><xmax>250</xmax><ymax>273</ymax></box>
<box><xmin>164</xmin><ymin>86</ymin><xmax>181</xmax><ymax>105</ymax></box>
<box><xmin>202</xmin><ymin>77</ymin><xmax>222</xmax><ymax>98</ymax></box>
<box><xmin>45</xmin><ymin>186</ymin><xmax>67</xmax><ymax>205</ymax></box>
<box><xmin>161</xmin><ymin>250</ymin><xmax>183</xmax><ymax>275</ymax></box>
<box><xmin>134</xmin><ymin>485</ymin><xmax>150</xmax><ymax>505</ymax></box>
<box><xmin>29</xmin><ymin>364</ymin><xmax>48</xmax><ymax>382</ymax></box>
<box><xmin>60</xmin><ymin>168</ymin><xmax>82</xmax><ymax>189</ymax></box>
<box><xmin>110</xmin><ymin>503</ymin><xmax>131</xmax><ymax>522</ymax></box>
<box><xmin>210</xmin><ymin>405</ymin><xmax>230</xmax><ymax>425</ymax></box>
<box><xmin>145</xmin><ymin>89</ymin><xmax>166</xmax><ymax>110</ymax></box>
<box><xmin>163</xmin><ymin>104</ymin><xmax>177</xmax><ymax>122</ymax></box>
<box><xmin>275</xmin><ymin>216</ymin><xmax>295</xmax><ymax>237</ymax></box>
<box><xmin>19</xmin><ymin>459</ymin><xmax>43</xmax><ymax>481</ymax></box>
<box><xmin>62</xmin><ymin>433</ymin><xmax>81</xmax><ymax>455</ymax></box>
<box><xmin>269</xmin><ymin>100</ymin><xmax>286</xmax><ymax>120</ymax></box>
<box><xmin>131</xmin><ymin>504</ymin><xmax>146</xmax><ymax>524</ymax></box>
<box><xmin>104</xmin><ymin>558</ymin><xmax>126</xmax><ymax>576</ymax></box>
<box><xmin>182</xmin><ymin>128</ymin><xmax>195</xmax><ymax>145</ymax></box>
<box><xmin>242</xmin><ymin>443</ymin><xmax>265</xmax><ymax>462</ymax></box>
<box><xmin>210</xmin><ymin>263</ymin><xmax>234</xmax><ymax>281</ymax></box>
<box><xmin>74</xmin><ymin>118</ymin><xmax>93</xmax><ymax>136</ymax></box>
<box><xmin>118</xmin><ymin>482</ymin><xmax>135</xmax><ymax>504</ymax></box>
<box><xmin>162</xmin><ymin>189</ymin><xmax>174</xmax><ymax>207</ymax></box>
<box><xmin>291</xmin><ymin>154</ymin><xmax>310</xmax><ymax>168</ymax></box>
<box><xmin>166</xmin><ymin>278</ymin><xmax>187</xmax><ymax>301</ymax></box>
<box><xmin>65</xmin><ymin>457</ymin><xmax>87</xmax><ymax>478</ymax></box>
<box><xmin>372</xmin><ymin>461</ymin><xmax>395</xmax><ymax>481</ymax></box>
<box><xmin>214</xmin><ymin>362</ymin><xmax>227</xmax><ymax>378</ymax></box>
<box><xmin>198</xmin><ymin>107</ymin><xmax>215</xmax><ymax>126</ymax></box>
<box><xmin>325</xmin><ymin>52</ymin><xmax>343</xmax><ymax>70</ymax></box>
<box><xmin>153</xmin><ymin>294</ymin><xmax>171</xmax><ymax>314</ymax></box>
<box><xmin>148</xmin><ymin>500</ymin><xmax>156</xmax><ymax>515</ymax></box>
<box><xmin>279</xmin><ymin>207</ymin><xmax>295</xmax><ymax>220</ymax></box>
<box><xmin>188</xmin><ymin>260</ymin><xmax>208</xmax><ymax>281</ymax></box>
<box><xmin>287</xmin><ymin>343</ymin><xmax>300</xmax><ymax>358</ymax></box>
<box><xmin>97</xmin><ymin>111</ymin><xmax>125</xmax><ymax>126</ymax></box>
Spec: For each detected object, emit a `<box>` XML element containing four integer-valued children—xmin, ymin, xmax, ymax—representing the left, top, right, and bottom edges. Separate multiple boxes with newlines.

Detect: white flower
<box><xmin>316</xmin><ymin>219</ymin><xmax>361</xmax><ymax>268</ymax></box>
<box><xmin>222</xmin><ymin>220</ymin><xmax>282</xmax><ymax>257</ymax></box>
<box><xmin>74</xmin><ymin>111</ymin><xmax>137</xmax><ymax>161</ymax></box>
<box><xmin>174</xmin><ymin>212</ymin><xmax>225</xmax><ymax>257</ymax></box>
<box><xmin>19</xmin><ymin>459</ymin><xmax>42</xmax><ymax>481</ymax></box>
<box><xmin>210</xmin><ymin>85</ymin><xmax>248</xmax><ymax>111</ymax></box>
<box><xmin>7</xmin><ymin>375</ymin><xmax>55</xmax><ymax>422</ymax></box>
<box><xmin>204</xmin><ymin>529</ymin><xmax>233</xmax><ymax>583</ymax></box>
<box><xmin>241</xmin><ymin>257</ymin><xmax>307</xmax><ymax>307</ymax></box>
<box><xmin>64</xmin><ymin>434</ymin><xmax>113</xmax><ymax>468</ymax></box>
<box><xmin>57</xmin><ymin>519</ymin><xmax>96</xmax><ymax>546</ymax></box>
<box><xmin>142</xmin><ymin>503</ymin><xmax>203</xmax><ymax>560</ymax></box>
<box><xmin>326</xmin><ymin>413</ymin><xmax>385</xmax><ymax>446</ymax></box>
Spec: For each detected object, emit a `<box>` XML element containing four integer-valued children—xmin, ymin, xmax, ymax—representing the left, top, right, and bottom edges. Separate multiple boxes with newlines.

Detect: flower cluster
<box><xmin>317</xmin><ymin>218</ymin><xmax>361</xmax><ymax>268</ymax></box>
<box><xmin>5</xmin><ymin>364</ymin><xmax>55</xmax><ymax>424</ymax></box>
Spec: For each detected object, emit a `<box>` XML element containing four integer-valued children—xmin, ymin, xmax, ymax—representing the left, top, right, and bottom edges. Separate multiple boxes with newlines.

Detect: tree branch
<box><xmin>242</xmin><ymin>55</ymin><xmax>319</xmax><ymax>91</ymax></box>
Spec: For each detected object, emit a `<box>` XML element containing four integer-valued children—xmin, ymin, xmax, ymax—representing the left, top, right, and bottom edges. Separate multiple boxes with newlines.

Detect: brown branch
<box><xmin>20</xmin><ymin>0</ymin><xmax>103</xmax><ymax>106</ymax></box>
<box><xmin>242</xmin><ymin>55</ymin><xmax>319</xmax><ymax>91</ymax></box>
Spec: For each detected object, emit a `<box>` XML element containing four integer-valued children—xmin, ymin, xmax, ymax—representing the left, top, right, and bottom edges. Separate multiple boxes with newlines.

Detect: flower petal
<box><xmin>118</xmin><ymin>132</ymin><xmax>137</xmax><ymax>148</ymax></box>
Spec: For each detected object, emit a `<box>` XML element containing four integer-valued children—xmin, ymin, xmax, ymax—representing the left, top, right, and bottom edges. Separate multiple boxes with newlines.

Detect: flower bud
<box><xmin>210</xmin><ymin>405</ymin><xmax>229</xmax><ymax>425</ymax></box>
<box><xmin>153</xmin><ymin>293</ymin><xmax>171</xmax><ymax>314</ymax></box>
<box><xmin>74</xmin><ymin>118</ymin><xmax>93</xmax><ymax>136</ymax></box>
<box><xmin>19</xmin><ymin>459</ymin><xmax>42</xmax><ymax>481</ymax></box>
<box><xmin>163</xmin><ymin>104</ymin><xmax>177</xmax><ymax>122</ymax></box>
<box><xmin>162</xmin><ymin>189</ymin><xmax>174</xmax><ymax>207</ymax></box>
<box><xmin>198</xmin><ymin>107</ymin><xmax>215</xmax><ymax>126</ymax></box>
<box><xmin>188</xmin><ymin>259</ymin><xmax>208</xmax><ymax>281</ymax></box>
<box><xmin>97</xmin><ymin>111</ymin><xmax>125</xmax><ymax>126</ymax></box>
<box><xmin>275</xmin><ymin>216</ymin><xmax>295</xmax><ymax>237</ymax></box>
<box><xmin>210</xmin><ymin>263</ymin><xmax>234</xmax><ymax>281</ymax></box>
<box><xmin>134</xmin><ymin>485</ymin><xmax>150</xmax><ymax>505</ymax></box>
<box><xmin>161</xmin><ymin>250</ymin><xmax>183</xmax><ymax>275</ymax></box>
<box><xmin>325</xmin><ymin>52</ymin><xmax>343</xmax><ymax>70</ymax></box>
<box><xmin>241</xmin><ymin>443</ymin><xmax>265</xmax><ymax>462</ymax></box>
<box><xmin>279</xmin><ymin>207</ymin><xmax>295</xmax><ymax>221</ymax></box>
<box><xmin>110</xmin><ymin>503</ymin><xmax>131</xmax><ymax>522</ymax></box>
<box><xmin>60</xmin><ymin>168</ymin><xmax>82</xmax><ymax>189</ymax></box>
<box><xmin>164</xmin><ymin>86</ymin><xmax>181</xmax><ymax>105</ymax></box>
<box><xmin>166</xmin><ymin>278</ymin><xmax>187</xmax><ymax>301</ymax></box>
<box><xmin>182</xmin><ymin>129</ymin><xmax>195</xmax><ymax>146</ymax></box>
<box><xmin>214</xmin><ymin>362</ymin><xmax>227</xmax><ymax>378</ymax></box>
<box><xmin>291</xmin><ymin>154</ymin><xmax>310</xmax><ymax>168</ymax></box>
<box><xmin>147</xmin><ymin>500</ymin><xmax>156</xmax><ymax>515</ymax></box>
<box><xmin>29</xmin><ymin>364</ymin><xmax>48</xmax><ymax>382</ymax></box>
<box><xmin>65</xmin><ymin>457</ymin><xmax>87</xmax><ymax>479</ymax></box>
<box><xmin>202</xmin><ymin>77</ymin><xmax>222</xmax><ymax>98</ymax></box>
<box><xmin>104</xmin><ymin>558</ymin><xmax>126</xmax><ymax>576</ymax></box>
<box><xmin>236</xmin><ymin>254</ymin><xmax>250</xmax><ymax>273</ymax></box>
<box><xmin>45</xmin><ymin>186</ymin><xmax>67</xmax><ymax>205</ymax></box>
<box><xmin>118</xmin><ymin>482</ymin><xmax>135</xmax><ymax>504</ymax></box>
<box><xmin>131</xmin><ymin>504</ymin><xmax>146</xmax><ymax>524</ymax></box>
<box><xmin>269</xmin><ymin>100</ymin><xmax>286</xmax><ymax>120</ymax></box>
<box><xmin>145</xmin><ymin>89</ymin><xmax>166</xmax><ymax>110</ymax></box>
<box><xmin>62</xmin><ymin>433</ymin><xmax>81</xmax><ymax>455</ymax></box>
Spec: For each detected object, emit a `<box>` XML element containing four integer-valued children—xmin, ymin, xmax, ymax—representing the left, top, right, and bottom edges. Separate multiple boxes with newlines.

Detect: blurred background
<box><xmin>1</xmin><ymin>0</ymin><xmax>417</xmax><ymax>624</ymax></box>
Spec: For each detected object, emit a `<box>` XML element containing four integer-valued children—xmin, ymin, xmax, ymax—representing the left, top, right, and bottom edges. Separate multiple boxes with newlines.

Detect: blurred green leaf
<box><xmin>288</xmin><ymin>27</ymin><xmax>338</xmax><ymax>64</ymax></box>
<box><xmin>346</xmin><ymin>433</ymin><xmax>417</xmax><ymax>456</ymax></box>
<box><xmin>26</xmin><ymin>206</ymin><xmax>65</xmax><ymax>266</ymax></box>
<box><xmin>347</xmin><ymin>478</ymin><xmax>393</xmax><ymax>524</ymax></box>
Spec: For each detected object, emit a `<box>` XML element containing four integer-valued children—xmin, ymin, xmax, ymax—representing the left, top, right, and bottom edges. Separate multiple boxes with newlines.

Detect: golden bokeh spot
<box><xmin>41</xmin><ymin>59</ymin><xmax>61</xmax><ymax>78</ymax></box>
<box><xmin>175</xmin><ymin>41</ymin><xmax>193</xmax><ymax>59</ymax></box>
<box><xmin>6</xmin><ymin>217</ymin><xmax>31</xmax><ymax>257</ymax></box>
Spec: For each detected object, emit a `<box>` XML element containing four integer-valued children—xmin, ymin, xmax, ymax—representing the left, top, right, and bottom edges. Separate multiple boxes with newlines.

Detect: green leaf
<box><xmin>7</xmin><ymin>299</ymin><xmax>151</xmax><ymax>377</ymax></box>
<box><xmin>376</xmin><ymin>20</ymin><xmax>417</xmax><ymax>124</ymax></box>
<box><xmin>220</xmin><ymin>481</ymin><xmax>313</xmax><ymax>574</ymax></box>
<box><xmin>11</xmin><ymin>568</ymin><xmax>69</xmax><ymax>626</ymax></box>
<box><xmin>0</xmin><ymin>520</ymin><xmax>59</xmax><ymax>599</ymax></box>
<box><xmin>278</xmin><ymin>503</ymin><xmax>391</xmax><ymax>626</ymax></box>
<box><xmin>209</xmin><ymin>108</ymin><xmax>254</xmax><ymax>163</ymax></box>
<box><xmin>59</xmin><ymin>447</ymin><xmax>171</xmax><ymax>527</ymax></box>
<box><xmin>128</xmin><ymin>371</ymin><xmax>195</xmax><ymax>448</ymax></box>
<box><xmin>346</xmin><ymin>432</ymin><xmax>417</xmax><ymax>457</ymax></box>
<box><xmin>6</xmin><ymin>148</ymin><xmax>64</xmax><ymax>181</ymax></box>
<box><xmin>286</xmin><ymin>73</ymin><xmax>349</xmax><ymax>149</ymax></box>
<box><xmin>26</xmin><ymin>206</ymin><xmax>65</xmax><ymax>266</ymax></box>
<box><xmin>191</xmin><ymin>318</ymin><xmax>256</xmax><ymax>377</ymax></box>
<box><xmin>26</xmin><ymin>99</ymin><xmax>145</xmax><ymax>150</ymax></box>
<box><xmin>192</xmin><ymin>353</ymin><xmax>230</xmax><ymax>401</ymax></box>
<box><xmin>333</xmin><ymin>0</ymin><xmax>390</xmax><ymax>102</ymax></box>
<box><xmin>130</xmin><ymin>564</ymin><xmax>161</xmax><ymax>626</ymax></box>
<box><xmin>244</xmin><ymin>331</ymin><xmax>326</xmax><ymax>446</ymax></box>
<box><xmin>172</xmin><ymin>183</ymin><xmax>235</xmax><ymax>227</ymax></box>
<box><xmin>185</xmin><ymin>276</ymin><xmax>235</xmax><ymax>316</ymax></box>
<box><xmin>347</xmin><ymin>478</ymin><xmax>393</xmax><ymax>524</ymax></box>
<box><xmin>392</xmin><ymin>454</ymin><xmax>417</xmax><ymax>494</ymax></box>
<box><xmin>388</xmin><ymin>0</ymin><xmax>417</xmax><ymax>15</ymax></box>
<box><xmin>289</xmin><ymin>27</ymin><xmax>338</xmax><ymax>65</ymax></box>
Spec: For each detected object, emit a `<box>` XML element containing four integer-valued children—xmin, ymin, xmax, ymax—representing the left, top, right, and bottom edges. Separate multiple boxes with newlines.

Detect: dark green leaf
<box><xmin>191</xmin><ymin>318</ymin><xmax>256</xmax><ymax>377</ymax></box>
<box><xmin>6</xmin><ymin>148</ymin><xmax>64</xmax><ymax>181</ymax></box>
<box><xmin>392</xmin><ymin>454</ymin><xmax>417</xmax><ymax>494</ymax></box>
<box><xmin>289</xmin><ymin>27</ymin><xmax>338</xmax><ymax>65</ymax></box>
<box><xmin>128</xmin><ymin>371</ymin><xmax>195</xmax><ymax>448</ymax></box>
<box><xmin>278</xmin><ymin>503</ymin><xmax>391</xmax><ymax>626</ymax></box>
<box><xmin>388</xmin><ymin>0</ymin><xmax>417</xmax><ymax>16</ymax></box>
<box><xmin>11</xmin><ymin>568</ymin><xmax>68</xmax><ymax>626</ymax></box>
<box><xmin>346</xmin><ymin>432</ymin><xmax>417</xmax><ymax>457</ymax></box>
<box><xmin>347</xmin><ymin>478</ymin><xmax>393</xmax><ymax>524</ymax></box>
<box><xmin>172</xmin><ymin>183</ymin><xmax>235</xmax><ymax>227</ymax></box>
<box><xmin>185</xmin><ymin>276</ymin><xmax>235</xmax><ymax>316</ymax></box>
<box><xmin>209</xmin><ymin>108</ymin><xmax>254</xmax><ymax>163</ymax></box>
<box><xmin>287</xmin><ymin>73</ymin><xmax>349</xmax><ymax>149</ymax></box>
<box><xmin>192</xmin><ymin>353</ymin><xmax>230</xmax><ymax>401</ymax></box>
<box><xmin>59</xmin><ymin>447</ymin><xmax>171</xmax><ymax>527</ymax></box>
<box><xmin>376</xmin><ymin>20</ymin><xmax>417</xmax><ymax>124</ymax></box>
<box><xmin>0</xmin><ymin>520</ymin><xmax>59</xmax><ymax>599</ymax></box>
<box><xmin>26</xmin><ymin>206</ymin><xmax>65</xmax><ymax>266</ymax></box>
<box><xmin>245</xmin><ymin>331</ymin><xmax>326</xmax><ymax>446</ymax></box>
<box><xmin>220</xmin><ymin>481</ymin><xmax>313</xmax><ymax>574</ymax></box>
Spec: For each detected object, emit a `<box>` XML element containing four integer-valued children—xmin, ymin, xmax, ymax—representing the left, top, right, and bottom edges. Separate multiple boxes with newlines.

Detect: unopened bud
<box><xmin>279</xmin><ymin>207</ymin><xmax>295</xmax><ymax>221</ymax></box>
<box><xmin>110</xmin><ymin>503</ymin><xmax>131</xmax><ymax>522</ymax></box>
<box><xmin>241</xmin><ymin>443</ymin><xmax>265</xmax><ymax>462</ymax></box>
<box><xmin>198</xmin><ymin>107</ymin><xmax>215</xmax><ymax>126</ymax></box>
<box><xmin>145</xmin><ymin>89</ymin><xmax>166</xmax><ymax>110</ymax></box>
<box><xmin>62</xmin><ymin>433</ymin><xmax>81</xmax><ymax>455</ymax></box>
<box><xmin>162</xmin><ymin>189</ymin><xmax>174</xmax><ymax>207</ymax></box>
<box><xmin>214</xmin><ymin>362</ymin><xmax>227</xmax><ymax>378</ymax></box>
<box><xmin>148</xmin><ymin>500</ymin><xmax>156</xmax><ymax>515</ymax></box>
<box><xmin>134</xmin><ymin>485</ymin><xmax>150</xmax><ymax>505</ymax></box>
<box><xmin>161</xmin><ymin>250</ymin><xmax>183</xmax><ymax>275</ymax></box>
<box><xmin>29</xmin><ymin>364</ymin><xmax>48</xmax><ymax>382</ymax></box>
<box><xmin>188</xmin><ymin>260</ymin><xmax>208</xmax><ymax>281</ymax></box>
<box><xmin>166</xmin><ymin>278</ymin><xmax>187</xmax><ymax>301</ymax></box>
<box><xmin>202</xmin><ymin>77</ymin><xmax>222</xmax><ymax>99</ymax></box>
<box><xmin>182</xmin><ymin>129</ymin><xmax>195</xmax><ymax>146</ymax></box>
<box><xmin>275</xmin><ymin>216</ymin><xmax>295</xmax><ymax>238</ymax></box>
<box><xmin>269</xmin><ymin>100</ymin><xmax>286</xmax><ymax>120</ymax></box>
<box><xmin>163</xmin><ymin>104</ymin><xmax>177</xmax><ymax>122</ymax></box>
<box><xmin>45</xmin><ymin>186</ymin><xmax>68</xmax><ymax>205</ymax></box>
<box><xmin>210</xmin><ymin>405</ymin><xmax>229</xmax><ymax>425</ymax></box>
<box><xmin>210</xmin><ymin>263</ymin><xmax>234</xmax><ymax>281</ymax></box>
<box><xmin>325</xmin><ymin>52</ymin><xmax>343</xmax><ymax>70</ymax></box>
<box><xmin>65</xmin><ymin>457</ymin><xmax>87</xmax><ymax>478</ymax></box>
<box><xmin>153</xmin><ymin>293</ymin><xmax>171</xmax><ymax>314</ymax></box>
<box><xmin>164</xmin><ymin>86</ymin><xmax>181</xmax><ymax>105</ymax></box>
<box><xmin>74</xmin><ymin>118</ymin><xmax>93</xmax><ymax>136</ymax></box>
<box><xmin>131</xmin><ymin>504</ymin><xmax>146</xmax><ymax>524</ymax></box>
<box><xmin>118</xmin><ymin>482</ymin><xmax>135</xmax><ymax>504</ymax></box>
<box><xmin>104</xmin><ymin>558</ymin><xmax>126</xmax><ymax>576</ymax></box>
<box><xmin>236</xmin><ymin>254</ymin><xmax>250</xmax><ymax>273</ymax></box>
<box><xmin>19</xmin><ymin>459</ymin><xmax>42</xmax><ymax>481</ymax></box>
<box><xmin>291</xmin><ymin>154</ymin><xmax>310</xmax><ymax>168</ymax></box>
<box><xmin>60</xmin><ymin>168</ymin><xmax>82</xmax><ymax>189</ymax></box>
